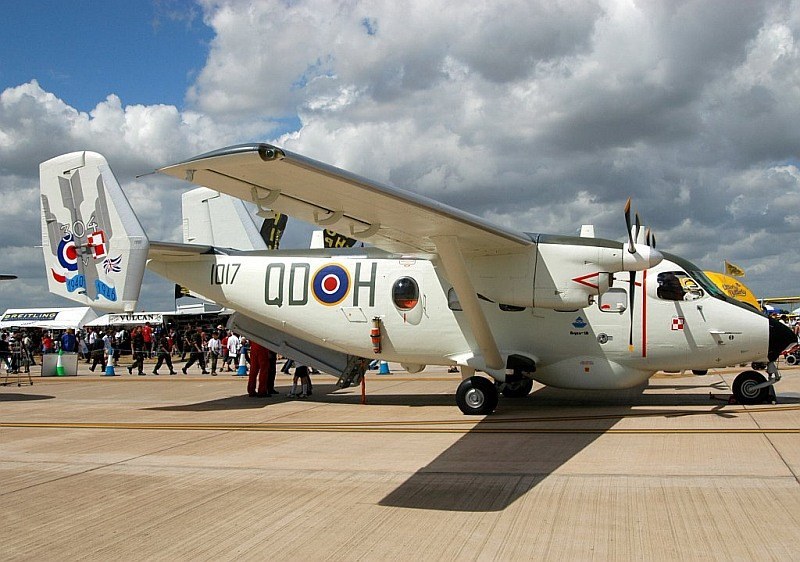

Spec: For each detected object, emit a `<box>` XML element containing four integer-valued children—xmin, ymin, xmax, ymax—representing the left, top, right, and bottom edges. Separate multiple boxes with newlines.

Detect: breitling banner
<box><xmin>724</xmin><ymin>260</ymin><xmax>745</xmax><ymax>277</ymax></box>
<box><xmin>323</xmin><ymin>229</ymin><xmax>358</xmax><ymax>248</ymax></box>
<box><xmin>260</xmin><ymin>212</ymin><xmax>288</xmax><ymax>250</ymax></box>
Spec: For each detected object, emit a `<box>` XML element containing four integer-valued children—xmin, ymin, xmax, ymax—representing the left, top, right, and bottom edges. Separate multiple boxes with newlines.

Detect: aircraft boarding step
<box><xmin>229</xmin><ymin>312</ymin><xmax>368</xmax><ymax>386</ymax></box>
<box><xmin>336</xmin><ymin>355</ymin><xmax>368</xmax><ymax>389</ymax></box>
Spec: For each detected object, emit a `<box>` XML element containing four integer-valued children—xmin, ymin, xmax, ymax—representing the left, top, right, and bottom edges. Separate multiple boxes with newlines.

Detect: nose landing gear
<box><xmin>731</xmin><ymin>362</ymin><xmax>780</xmax><ymax>405</ymax></box>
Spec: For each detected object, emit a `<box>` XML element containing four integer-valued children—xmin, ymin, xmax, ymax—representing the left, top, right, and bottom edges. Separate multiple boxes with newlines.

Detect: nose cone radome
<box><xmin>768</xmin><ymin>316</ymin><xmax>797</xmax><ymax>362</ymax></box>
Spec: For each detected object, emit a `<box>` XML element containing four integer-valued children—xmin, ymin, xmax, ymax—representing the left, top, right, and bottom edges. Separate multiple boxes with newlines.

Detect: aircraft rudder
<box><xmin>40</xmin><ymin>151</ymin><xmax>149</xmax><ymax>312</ymax></box>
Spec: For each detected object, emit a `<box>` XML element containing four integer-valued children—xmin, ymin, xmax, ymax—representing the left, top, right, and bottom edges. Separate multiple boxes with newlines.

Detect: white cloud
<box><xmin>3</xmin><ymin>0</ymin><xmax>800</xmax><ymax>313</ymax></box>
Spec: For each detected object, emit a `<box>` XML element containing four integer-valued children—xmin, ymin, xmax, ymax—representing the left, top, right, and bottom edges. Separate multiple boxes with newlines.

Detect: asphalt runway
<box><xmin>2</xmin><ymin>362</ymin><xmax>800</xmax><ymax>560</ymax></box>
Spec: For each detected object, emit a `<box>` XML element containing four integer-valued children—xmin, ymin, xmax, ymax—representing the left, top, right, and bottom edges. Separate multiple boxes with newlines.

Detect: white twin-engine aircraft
<box><xmin>40</xmin><ymin>145</ymin><xmax>796</xmax><ymax>414</ymax></box>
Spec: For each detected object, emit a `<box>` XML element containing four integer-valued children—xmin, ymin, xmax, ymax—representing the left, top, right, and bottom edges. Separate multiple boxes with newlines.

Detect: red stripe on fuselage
<box><xmin>642</xmin><ymin>269</ymin><xmax>647</xmax><ymax>357</ymax></box>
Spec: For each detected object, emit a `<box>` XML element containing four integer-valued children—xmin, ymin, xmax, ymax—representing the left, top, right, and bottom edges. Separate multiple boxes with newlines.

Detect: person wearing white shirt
<box><xmin>207</xmin><ymin>332</ymin><xmax>222</xmax><ymax>375</ymax></box>
<box><xmin>225</xmin><ymin>332</ymin><xmax>240</xmax><ymax>372</ymax></box>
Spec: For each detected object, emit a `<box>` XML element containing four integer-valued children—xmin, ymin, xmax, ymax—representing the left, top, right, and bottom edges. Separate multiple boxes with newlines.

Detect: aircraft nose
<box><xmin>768</xmin><ymin>316</ymin><xmax>797</xmax><ymax>361</ymax></box>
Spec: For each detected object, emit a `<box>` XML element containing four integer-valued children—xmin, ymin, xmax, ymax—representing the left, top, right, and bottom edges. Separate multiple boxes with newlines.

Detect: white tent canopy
<box><xmin>0</xmin><ymin>307</ymin><xmax>98</xmax><ymax>330</ymax></box>
<box><xmin>86</xmin><ymin>312</ymin><xmax>165</xmax><ymax>327</ymax></box>
<box><xmin>86</xmin><ymin>306</ymin><xmax>233</xmax><ymax>327</ymax></box>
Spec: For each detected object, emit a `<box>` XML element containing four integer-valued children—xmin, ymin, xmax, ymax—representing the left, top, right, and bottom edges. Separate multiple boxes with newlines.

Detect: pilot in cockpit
<box><xmin>657</xmin><ymin>271</ymin><xmax>703</xmax><ymax>301</ymax></box>
<box><xmin>657</xmin><ymin>272</ymin><xmax>686</xmax><ymax>301</ymax></box>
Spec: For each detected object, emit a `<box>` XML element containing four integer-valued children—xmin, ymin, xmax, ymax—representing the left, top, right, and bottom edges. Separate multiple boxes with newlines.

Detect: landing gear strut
<box><xmin>497</xmin><ymin>377</ymin><xmax>534</xmax><ymax>398</ymax></box>
<box><xmin>456</xmin><ymin>376</ymin><xmax>498</xmax><ymax>415</ymax></box>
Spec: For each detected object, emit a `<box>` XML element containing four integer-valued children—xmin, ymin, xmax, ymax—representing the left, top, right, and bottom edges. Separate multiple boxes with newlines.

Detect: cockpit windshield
<box><xmin>685</xmin><ymin>269</ymin><xmax>726</xmax><ymax>299</ymax></box>
<box><xmin>658</xmin><ymin>252</ymin><xmax>760</xmax><ymax>313</ymax></box>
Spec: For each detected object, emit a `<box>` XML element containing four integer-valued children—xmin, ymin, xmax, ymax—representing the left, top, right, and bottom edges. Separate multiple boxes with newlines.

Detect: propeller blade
<box><xmin>652</xmin><ymin>233</ymin><xmax>656</xmax><ymax>249</ymax></box>
<box><xmin>646</xmin><ymin>227</ymin><xmax>652</xmax><ymax>247</ymax></box>
<box><xmin>624</xmin><ymin>198</ymin><xmax>635</xmax><ymax>252</ymax></box>
<box><xmin>629</xmin><ymin>271</ymin><xmax>636</xmax><ymax>351</ymax></box>
<box><xmin>634</xmin><ymin>212</ymin><xmax>641</xmax><ymax>242</ymax></box>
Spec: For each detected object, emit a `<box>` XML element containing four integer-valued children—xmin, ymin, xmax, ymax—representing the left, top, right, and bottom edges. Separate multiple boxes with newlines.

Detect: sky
<box><xmin>1</xmin><ymin>0</ymin><xmax>800</xmax><ymax>314</ymax></box>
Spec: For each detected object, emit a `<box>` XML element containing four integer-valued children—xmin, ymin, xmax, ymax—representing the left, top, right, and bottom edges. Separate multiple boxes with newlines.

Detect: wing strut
<box><xmin>431</xmin><ymin>235</ymin><xmax>504</xmax><ymax>370</ymax></box>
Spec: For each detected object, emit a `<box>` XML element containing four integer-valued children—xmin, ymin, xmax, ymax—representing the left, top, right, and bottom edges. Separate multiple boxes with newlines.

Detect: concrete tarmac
<box><xmin>1</xmin><ymin>360</ymin><xmax>800</xmax><ymax>560</ymax></box>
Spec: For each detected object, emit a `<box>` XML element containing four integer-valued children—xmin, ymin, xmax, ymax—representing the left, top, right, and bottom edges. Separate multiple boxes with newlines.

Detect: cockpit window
<box><xmin>656</xmin><ymin>271</ymin><xmax>704</xmax><ymax>301</ymax></box>
<box><xmin>659</xmin><ymin>251</ymin><xmax>760</xmax><ymax>313</ymax></box>
<box><xmin>686</xmin><ymin>270</ymin><xmax>727</xmax><ymax>299</ymax></box>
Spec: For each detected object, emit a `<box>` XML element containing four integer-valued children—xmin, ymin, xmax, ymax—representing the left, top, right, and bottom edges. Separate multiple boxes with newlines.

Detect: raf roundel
<box><xmin>57</xmin><ymin>235</ymin><xmax>79</xmax><ymax>272</ymax></box>
<box><xmin>312</xmin><ymin>263</ymin><xmax>351</xmax><ymax>306</ymax></box>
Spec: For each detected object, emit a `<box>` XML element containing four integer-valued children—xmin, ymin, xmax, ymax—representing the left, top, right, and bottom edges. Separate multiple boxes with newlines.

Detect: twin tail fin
<box><xmin>40</xmin><ymin>151</ymin><xmax>149</xmax><ymax>312</ymax></box>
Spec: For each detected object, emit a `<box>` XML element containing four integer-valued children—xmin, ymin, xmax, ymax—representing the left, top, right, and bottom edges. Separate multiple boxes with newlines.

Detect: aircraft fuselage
<box><xmin>148</xmin><ymin>244</ymin><xmax>769</xmax><ymax>390</ymax></box>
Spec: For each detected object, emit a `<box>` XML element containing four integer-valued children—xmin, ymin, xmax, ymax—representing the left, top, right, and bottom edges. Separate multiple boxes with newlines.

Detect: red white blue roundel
<box><xmin>57</xmin><ymin>235</ymin><xmax>79</xmax><ymax>272</ymax></box>
<box><xmin>312</xmin><ymin>264</ymin><xmax>350</xmax><ymax>306</ymax></box>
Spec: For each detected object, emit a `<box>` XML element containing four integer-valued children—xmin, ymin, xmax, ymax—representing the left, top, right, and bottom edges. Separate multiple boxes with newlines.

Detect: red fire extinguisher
<box><xmin>370</xmin><ymin>317</ymin><xmax>382</xmax><ymax>354</ymax></box>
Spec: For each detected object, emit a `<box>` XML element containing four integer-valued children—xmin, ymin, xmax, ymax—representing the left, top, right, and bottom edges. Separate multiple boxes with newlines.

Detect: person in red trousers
<box><xmin>247</xmin><ymin>340</ymin><xmax>271</xmax><ymax>397</ymax></box>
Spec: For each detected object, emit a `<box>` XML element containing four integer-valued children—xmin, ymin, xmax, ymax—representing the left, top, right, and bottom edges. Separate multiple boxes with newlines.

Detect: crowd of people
<box><xmin>0</xmin><ymin>322</ymin><xmax>315</xmax><ymax>398</ymax></box>
<box><xmin>0</xmin><ymin>330</ymin><xmax>38</xmax><ymax>374</ymax></box>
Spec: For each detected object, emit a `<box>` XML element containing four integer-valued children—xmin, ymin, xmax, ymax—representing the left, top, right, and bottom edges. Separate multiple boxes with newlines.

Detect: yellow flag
<box><xmin>724</xmin><ymin>260</ymin><xmax>745</xmax><ymax>277</ymax></box>
<box><xmin>704</xmin><ymin>272</ymin><xmax>759</xmax><ymax>309</ymax></box>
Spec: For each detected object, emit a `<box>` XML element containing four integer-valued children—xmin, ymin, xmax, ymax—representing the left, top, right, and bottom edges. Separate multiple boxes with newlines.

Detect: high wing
<box><xmin>159</xmin><ymin>143</ymin><xmax>533</xmax><ymax>370</ymax></box>
<box><xmin>158</xmin><ymin>144</ymin><xmax>532</xmax><ymax>256</ymax></box>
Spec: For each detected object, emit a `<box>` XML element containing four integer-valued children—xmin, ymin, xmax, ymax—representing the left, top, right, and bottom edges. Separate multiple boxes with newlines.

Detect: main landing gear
<box><xmin>731</xmin><ymin>362</ymin><xmax>780</xmax><ymax>405</ymax></box>
<box><xmin>498</xmin><ymin>376</ymin><xmax>534</xmax><ymax>398</ymax></box>
<box><xmin>456</xmin><ymin>376</ymin><xmax>498</xmax><ymax>415</ymax></box>
<box><xmin>455</xmin><ymin>375</ymin><xmax>534</xmax><ymax>415</ymax></box>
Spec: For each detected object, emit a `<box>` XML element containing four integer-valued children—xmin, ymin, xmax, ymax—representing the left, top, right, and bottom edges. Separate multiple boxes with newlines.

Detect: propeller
<box><xmin>624</xmin><ymin>198</ymin><xmax>634</xmax><ymax>252</ymax></box>
<box><xmin>624</xmin><ymin>199</ymin><xmax>636</xmax><ymax>349</ymax></box>
<box><xmin>623</xmin><ymin>200</ymin><xmax>657</xmax><ymax>352</ymax></box>
<box><xmin>628</xmin><ymin>270</ymin><xmax>636</xmax><ymax>351</ymax></box>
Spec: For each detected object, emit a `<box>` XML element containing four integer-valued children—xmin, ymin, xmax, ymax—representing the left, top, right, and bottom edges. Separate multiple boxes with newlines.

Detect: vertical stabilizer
<box><xmin>181</xmin><ymin>187</ymin><xmax>288</xmax><ymax>250</ymax></box>
<box><xmin>40</xmin><ymin>152</ymin><xmax>149</xmax><ymax>312</ymax></box>
<box><xmin>182</xmin><ymin>187</ymin><xmax>268</xmax><ymax>249</ymax></box>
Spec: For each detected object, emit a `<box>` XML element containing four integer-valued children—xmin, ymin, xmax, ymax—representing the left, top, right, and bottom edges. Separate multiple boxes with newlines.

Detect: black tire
<box><xmin>786</xmin><ymin>354</ymin><xmax>798</xmax><ymax>366</ymax></box>
<box><xmin>732</xmin><ymin>371</ymin><xmax>770</xmax><ymax>405</ymax></box>
<box><xmin>692</xmin><ymin>369</ymin><xmax>708</xmax><ymax>376</ymax></box>
<box><xmin>500</xmin><ymin>377</ymin><xmax>534</xmax><ymax>398</ymax></box>
<box><xmin>456</xmin><ymin>376</ymin><xmax>498</xmax><ymax>415</ymax></box>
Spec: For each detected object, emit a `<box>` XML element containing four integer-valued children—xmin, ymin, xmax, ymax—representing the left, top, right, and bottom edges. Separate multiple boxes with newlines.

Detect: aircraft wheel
<box><xmin>732</xmin><ymin>371</ymin><xmax>770</xmax><ymax>405</ymax></box>
<box><xmin>500</xmin><ymin>377</ymin><xmax>533</xmax><ymax>398</ymax></box>
<box><xmin>456</xmin><ymin>376</ymin><xmax>498</xmax><ymax>415</ymax></box>
<box><xmin>786</xmin><ymin>354</ymin><xmax>797</xmax><ymax>366</ymax></box>
<box><xmin>692</xmin><ymin>369</ymin><xmax>708</xmax><ymax>376</ymax></box>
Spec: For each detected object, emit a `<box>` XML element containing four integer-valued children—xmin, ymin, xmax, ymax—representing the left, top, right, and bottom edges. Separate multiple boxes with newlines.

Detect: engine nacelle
<box><xmin>466</xmin><ymin>236</ymin><xmax>662</xmax><ymax>311</ymax></box>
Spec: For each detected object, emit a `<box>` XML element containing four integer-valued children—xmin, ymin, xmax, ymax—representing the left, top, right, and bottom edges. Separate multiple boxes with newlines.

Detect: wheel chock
<box><xmin>709</xmin><ymin>392</ymin><xmax>737</xmax><ymax>404</ymax></box>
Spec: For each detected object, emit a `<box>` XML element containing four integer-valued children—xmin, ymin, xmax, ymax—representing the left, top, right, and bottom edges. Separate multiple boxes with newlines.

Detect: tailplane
<box><xmin>40</xmin><ymin>151</ymin><xmax>149</xmax><ymax>312</ymax></box>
